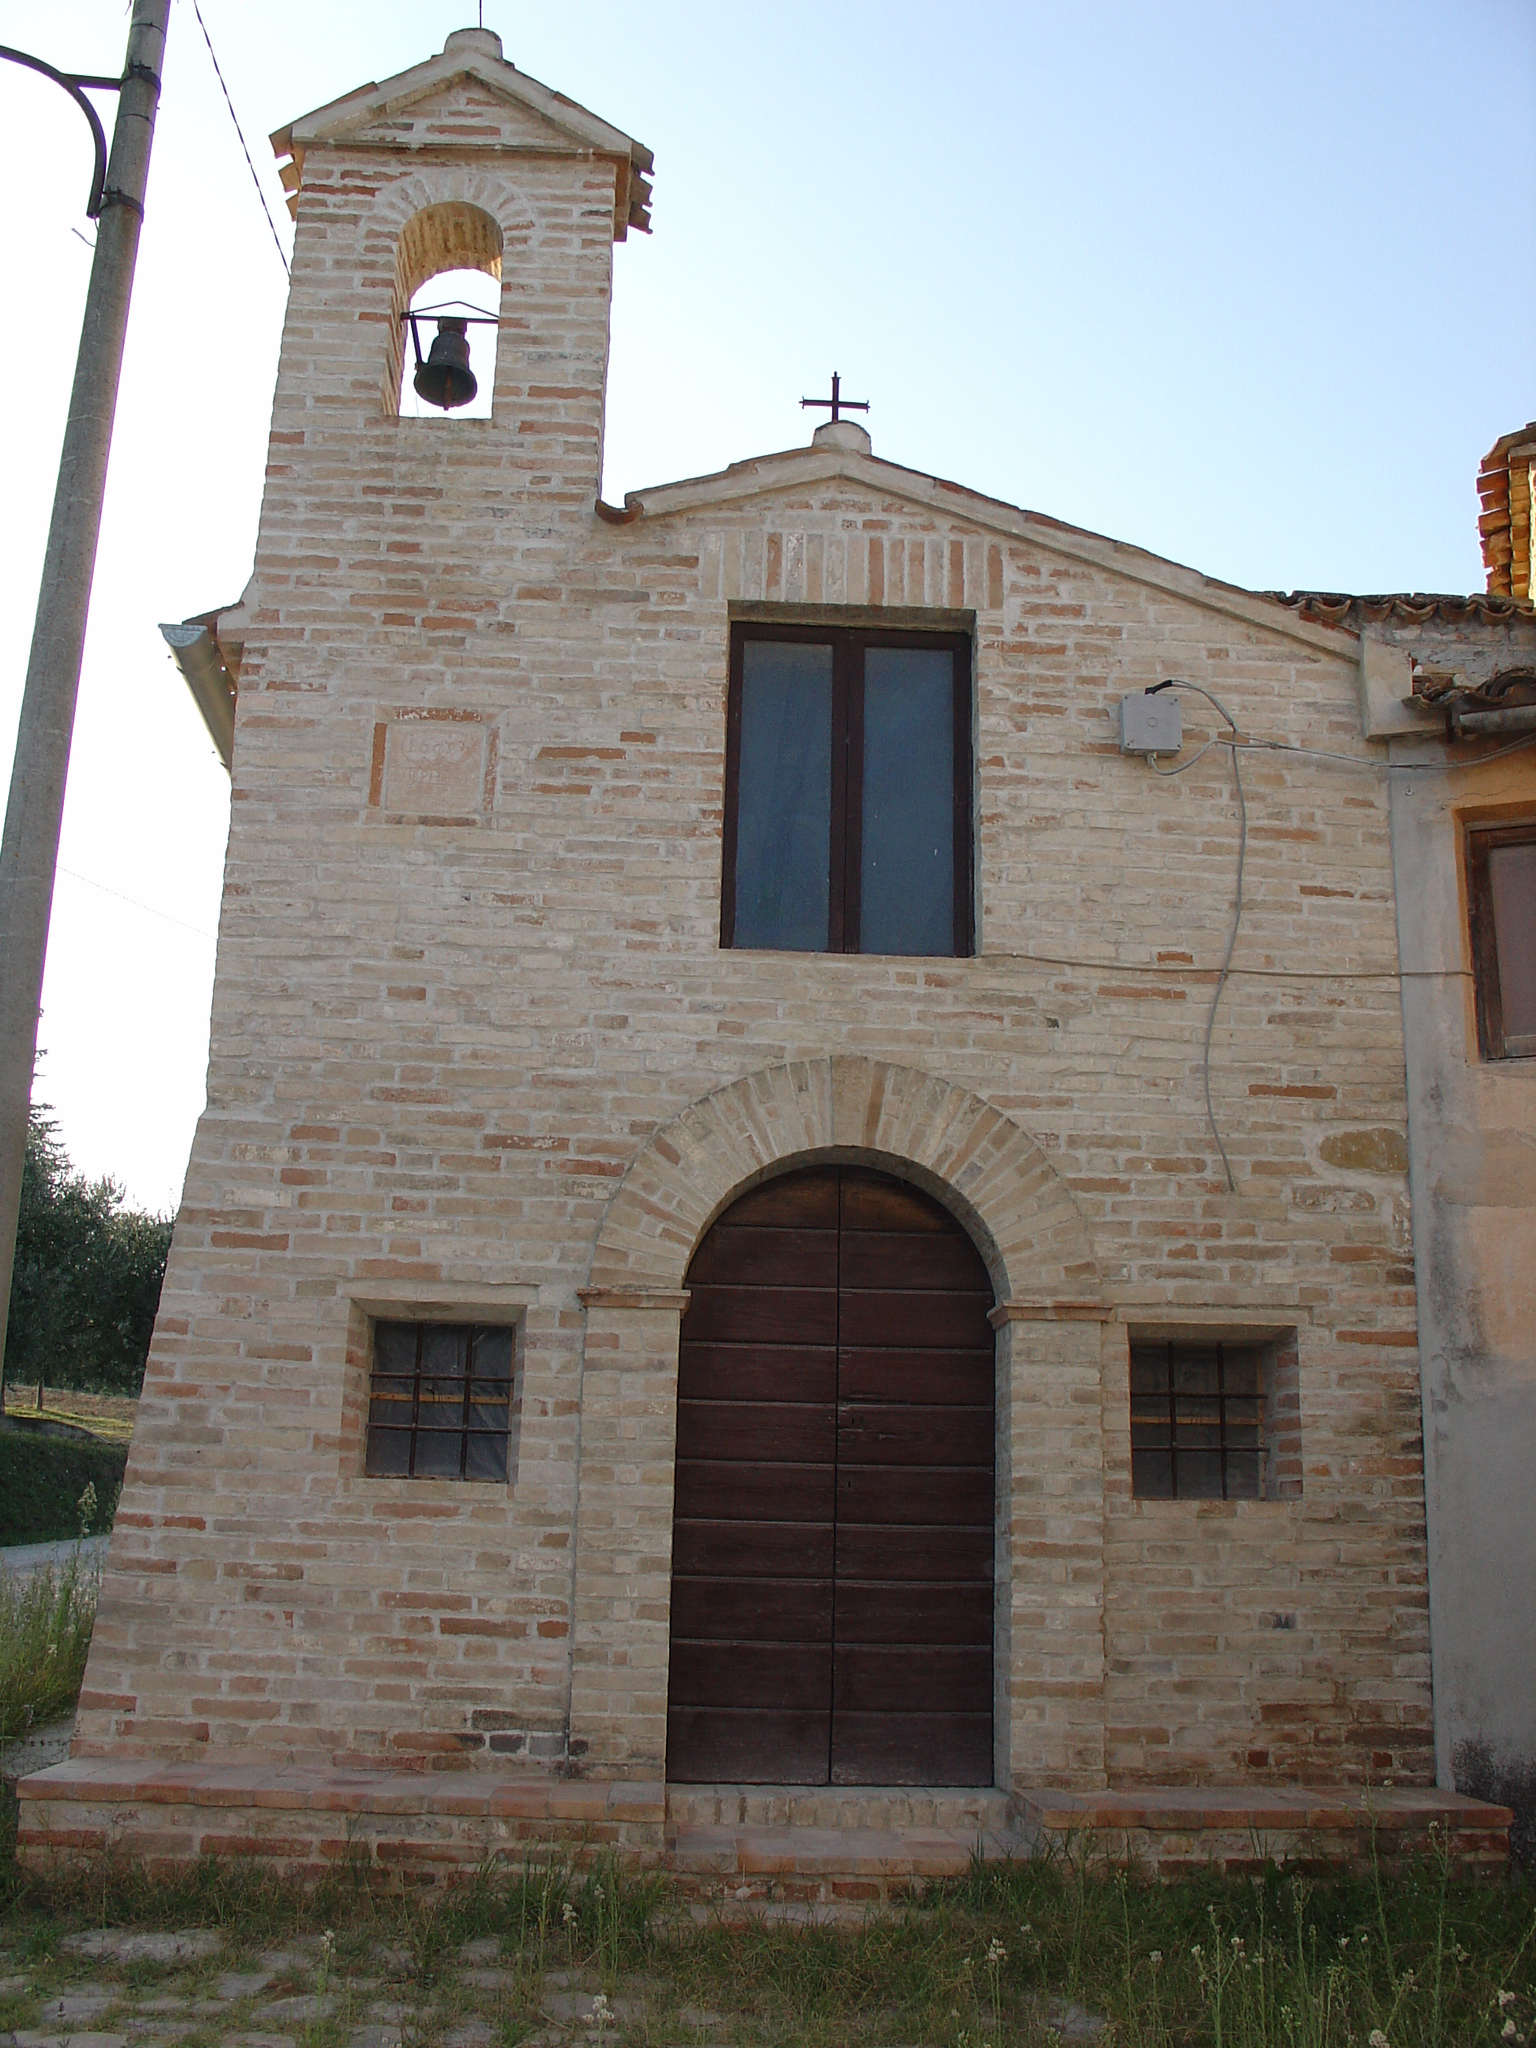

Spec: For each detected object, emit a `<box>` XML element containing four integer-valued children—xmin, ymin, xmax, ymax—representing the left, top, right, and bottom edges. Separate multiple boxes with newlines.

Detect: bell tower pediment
<box><xmin>271</xmin><ymin>27</ymin><xmax>653</xmax><ymax>239</ymax></box>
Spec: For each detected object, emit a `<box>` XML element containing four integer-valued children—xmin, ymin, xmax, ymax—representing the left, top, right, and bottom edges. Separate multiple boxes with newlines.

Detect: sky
<box><xmin>0</xmin><ymin>0</ymin><xmax>1532</xmax><ymax>1213</ymax></box>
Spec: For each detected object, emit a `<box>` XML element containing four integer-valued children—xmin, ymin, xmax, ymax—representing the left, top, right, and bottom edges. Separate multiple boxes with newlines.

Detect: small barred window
<box><xmin>1129</xmin><ymin>1341</ymin><xmax>1264</xmax><ymax>1501</ymax></box>
<box><xmin>365</xmin><ymin>1320</ymin><xmax>514</xmax><ymax>1481</ymax></box>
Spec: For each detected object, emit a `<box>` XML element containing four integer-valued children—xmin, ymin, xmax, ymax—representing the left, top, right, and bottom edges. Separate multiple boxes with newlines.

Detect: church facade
<box><xmin>27</xmin><ymin>27</ymin><xmax>1527</xmax><ymax>1876</ymax></box>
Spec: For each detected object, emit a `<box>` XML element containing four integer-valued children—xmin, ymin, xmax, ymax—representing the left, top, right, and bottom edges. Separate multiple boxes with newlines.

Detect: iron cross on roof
<box><xmin>801</xmin><ymin>371</ymin><xmax>869</xmax><ymax>424</ymax></box>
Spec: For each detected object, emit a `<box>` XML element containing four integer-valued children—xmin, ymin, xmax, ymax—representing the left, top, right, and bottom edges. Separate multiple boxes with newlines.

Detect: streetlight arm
<box><xmin>0</xmin><ymin>43</ymin><xmax>132</xmax><ymax>217</ymax></box>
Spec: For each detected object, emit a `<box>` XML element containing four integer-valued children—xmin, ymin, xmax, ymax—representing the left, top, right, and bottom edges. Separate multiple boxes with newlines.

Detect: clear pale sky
<box><xmin>1</xmin><ymin>0</ymin><xmax>1532</xmax><ymax>1212</ymax></box>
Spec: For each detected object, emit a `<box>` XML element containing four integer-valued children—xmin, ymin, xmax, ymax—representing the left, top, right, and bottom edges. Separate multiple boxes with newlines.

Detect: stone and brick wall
<box><xmin>1296</xmin><ymin>597</ymin><xmax>1536</xmax><ymax>1824</ymax></box>
<box><xmin>71</xmin><ymin>52</ymin><xmax>1435</xmax><ymax>1796</ymax></box>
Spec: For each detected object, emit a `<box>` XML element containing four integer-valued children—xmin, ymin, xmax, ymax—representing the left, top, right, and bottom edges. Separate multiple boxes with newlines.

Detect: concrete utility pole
<box><xmin>0</xmin><ymin>1</ymin><xmax>170</xmax><ymax>1404</ymax></box>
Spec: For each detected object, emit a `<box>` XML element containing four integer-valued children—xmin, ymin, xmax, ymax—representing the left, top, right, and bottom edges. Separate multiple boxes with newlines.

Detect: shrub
<box><xmin>2</xmin><ymin>1106</ymin><xmax>172</xmax><ymax>1399</ymax></box>
<box><xmin>0</xmin><ymin>1431</ymin><xmax>126</xmax><ymax>1546</ymax></box>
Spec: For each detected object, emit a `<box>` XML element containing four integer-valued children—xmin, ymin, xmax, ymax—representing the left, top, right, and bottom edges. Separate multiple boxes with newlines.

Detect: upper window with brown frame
<box><xmin>1468</xmin><ymin>821</ymin><xmax>1536</xmax><ymax>1061</ymax></box>
<box><xmin>721</xmin><ymin>623</ymin><xmax>974</xmax><ymax>957</ymax></box>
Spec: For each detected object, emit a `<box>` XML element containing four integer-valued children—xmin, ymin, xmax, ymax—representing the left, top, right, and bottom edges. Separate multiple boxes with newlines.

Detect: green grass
<box><xmin>0</xmin><ymin>1428</ymin><xmax>125</xmax><ymax>1544</ymax></box>
<box><xmin>0</xmin><ymin>1387</ymin><xmax>137</xmax><ymax>1446</ymax></box>
<box><xmin>0</xmin><ymin>1830</ymin><xmax>1529</xmax><ymax>2048</ymax></box>
<box><xmin>0</xmin><ymin>1549</ymin><xmax>99</xmax><ymax>1749</ymax></box>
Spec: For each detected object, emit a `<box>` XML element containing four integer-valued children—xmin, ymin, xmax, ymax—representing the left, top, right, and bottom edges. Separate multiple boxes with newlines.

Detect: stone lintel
<box><xmin>989</xmin><ymin>1300</ymin><xmax>1108</xmax><ymax>1326</ymax></box>
<box><xmin>578</xmin><ymin>1288</ymin><xmax>691</xmax><ymax>1312</ymax></box>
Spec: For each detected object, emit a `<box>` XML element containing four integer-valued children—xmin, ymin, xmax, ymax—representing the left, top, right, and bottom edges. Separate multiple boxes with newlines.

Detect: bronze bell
<box><xmin>413</xmin><ymin>317</ymin><xmax>477</xmax><ymax>410</ymax></box>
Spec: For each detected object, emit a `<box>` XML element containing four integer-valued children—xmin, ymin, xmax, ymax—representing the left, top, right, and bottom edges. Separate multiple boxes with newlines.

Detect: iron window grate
<box><xmin>364</xmin><ymin>1320</ymin><xmax>513</xmax><ymax>1481</ymax></box>
<box><xmin>1129</xmin><ymin>1340</ymin><xmax>1264</xmax><ymax>1500</ymax></box>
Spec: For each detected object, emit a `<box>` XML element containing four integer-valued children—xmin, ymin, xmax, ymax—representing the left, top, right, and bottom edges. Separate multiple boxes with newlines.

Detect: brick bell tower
<box><xmin>51</xmin><ymin>30</ymin><xmax>654</xmax><ymax>1792</ymax></box>
<box><xmin>266</xmin><ymin>25</ymin><xmax>650</xmax><ymax>498</ymax></box>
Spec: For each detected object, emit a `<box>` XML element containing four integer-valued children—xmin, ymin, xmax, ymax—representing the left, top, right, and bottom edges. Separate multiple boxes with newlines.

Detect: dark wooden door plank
<box><xmin>678</xmin><ymin>1341</ymin><xmax>836</xmax><ymax>1404</ymax></box>
<box><xmin>667</xmin><ymin>1165</ymin><xmax>995</xmax><ymax>1788</ymax></box>
<box><xmin>831</xmin><ymin>1713</ymin><xmax>993</xmax><ymax>1786</ymax></box>
<box><xmin>676</xmin><ymin>1398</ymin><xmax>836</xmax><ymax>1464</ymax></box>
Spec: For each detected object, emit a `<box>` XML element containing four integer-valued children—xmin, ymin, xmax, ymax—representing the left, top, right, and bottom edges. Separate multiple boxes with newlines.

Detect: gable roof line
<box><xmin>272</xmin><ymin>43</ymin><xmax>653</xmax><ymax>236</ymax></box>
<box><xmin>622</xmin><ymin>446</ymin><xmax>1359</xmax><ymax>661</ymax></box>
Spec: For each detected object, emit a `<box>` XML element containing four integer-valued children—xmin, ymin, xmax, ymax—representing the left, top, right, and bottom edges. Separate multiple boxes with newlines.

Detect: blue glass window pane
<box><xmin>734</xmin><ymin>642</ymin><xmax>833</xmax><ymax>951</ymax></box>
<box><xmin>421</xmin><ymin>1325</ymin><xmax>467</xmax><ymax>1379</ymax></box>
<box><xmin>470</xmin><ymin>1327</ymin><xmax>514</xmax><ymax>1381</ymax></box>
<box><xmin>374</xmin><ymin>1322</ymin><xmax>417</xmax><ymax>1375</ymax></box>
<box><xmin>860</xmin><ymin>649</ymin><xmax>955</xmax><ymax>956</ymax></box>
<box><xmin>366</xmin><ymin>1428</ymin><xmax>411</xmax><ymax>1476</ymax></box>
<box><xmin>414</xmin><ymin>1429</ymin><xmax>462</xmax><ymax>1477</ymax></box>
<box><xmin>466</xmin><ymin>1434</ymin><xmax>510</xmax><ymax>1481</ymax></box>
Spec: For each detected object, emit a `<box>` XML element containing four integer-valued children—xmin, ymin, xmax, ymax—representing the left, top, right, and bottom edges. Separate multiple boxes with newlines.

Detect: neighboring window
<box><xmin>721</xmin><ymin>623</ymin><xmax>974</xmax><ymax>957</ymax></box>
<box><xmin>1130</xmin><ymin>1341</ymin><xmax>1264</xmax><ymax>1501</ymax></box>
<box><xmin>365</xmin><ymin>1320</ymin><xmax>514</xmax><ymax>1480</ymax></box>
<box><xmin>1468</xmin><ymin>821</ymin><xmax>1536</xmax><ymax>1060</ymax></box>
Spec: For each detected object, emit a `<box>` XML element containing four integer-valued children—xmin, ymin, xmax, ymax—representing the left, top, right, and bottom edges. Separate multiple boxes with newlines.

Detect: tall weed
<box><xmin>0</xmin><ymin>1550</ymin><xmax>99</xmax><ymax>1748</ymax></box>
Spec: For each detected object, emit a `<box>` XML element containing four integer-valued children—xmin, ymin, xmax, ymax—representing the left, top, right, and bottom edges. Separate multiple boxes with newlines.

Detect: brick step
<box><xmin>17</xmin><ymin>1759</ymin><xmax>667</xmax><ymax>1881</ymax></box>
<box><xmin>670</xmin><ymin>1819</ymin><xmax>1028</xmax><ymax>1907</ymax></box>
<box><xmin>15</xmin><ymin>1762</ymin><xmax>1511</xmax><ymax>1886</ymax></box>
<box><xmin>666</xmin><ymin>1783</ymin><xmax>1013</xmax><ymax>1833</ymax></box>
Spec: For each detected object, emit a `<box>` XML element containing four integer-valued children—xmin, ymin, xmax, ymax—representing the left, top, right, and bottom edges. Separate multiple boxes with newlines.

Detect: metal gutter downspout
<box><xmin>1449</xmin><ymin>702</ymin><xmax>1536</xmax><ymax>741</ymax></box>
<box><xmin>160</xmin><ymin>622</ymin><xmax>235</xmax><ymax>768</ymax></box>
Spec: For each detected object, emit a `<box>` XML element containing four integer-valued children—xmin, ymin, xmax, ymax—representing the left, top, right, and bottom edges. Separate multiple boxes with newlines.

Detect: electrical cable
<box><xmin>1133</xmin><ymin>680</ymin><xmax>1536</xmax><ymax>1190</ymax></box>
<box><xmin>1151</xmin><ymin>681</ymin><xmax>1247</xmax><ymax>1192</ymax></box>
<box><xmin>1205</xmin><ymin>738</ymin><xmax>1245</xmax><ymax>1193</ymax></box>
<box><xmin>1148</xmin><ymin>735</ymin><xmax>1224</xmax><ymax>778</ymax></box>
<box><xmin>1158</xmin><ymin>730</ymin><xmax>1536</xmax><ymax>775</ymax></box>
<box><xmin>981</xmin><ymin>947</ymin><xmax>1453</xmax><ymax>981</ymax></box>
<box><xmin>190</xmin><ymin>0</ymin><xmax>290</xmax><ymax>278</ymax></box>
<box><xmin>57</xmin><ymin>866</ymin><xmax>217</xmax><ymax>941</ymax></box>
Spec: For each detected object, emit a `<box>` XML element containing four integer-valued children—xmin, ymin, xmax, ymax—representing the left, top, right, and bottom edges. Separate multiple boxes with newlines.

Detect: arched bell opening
<box><xmin>665</xmin><ymin>1161</ymin><xmax>997</xmax><ymax>1787</ymax></box>
<box><xmin>386</xmin><ymin>200</ymin><xmax>504</xmax><ymax>421</ymax></box>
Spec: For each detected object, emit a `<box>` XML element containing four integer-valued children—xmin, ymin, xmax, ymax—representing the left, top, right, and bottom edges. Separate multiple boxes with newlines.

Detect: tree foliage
<box><xmin>2</xmin><ymin>1108</ymin><xmax>172</xmax><ymax>1397</ymax></box>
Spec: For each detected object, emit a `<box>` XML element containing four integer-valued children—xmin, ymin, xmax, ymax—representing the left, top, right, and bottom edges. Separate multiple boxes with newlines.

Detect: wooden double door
<box><xmin>666</xmin><ymin>1166</ymin><xmax>996</xmax><ymax>1785</ymax></box>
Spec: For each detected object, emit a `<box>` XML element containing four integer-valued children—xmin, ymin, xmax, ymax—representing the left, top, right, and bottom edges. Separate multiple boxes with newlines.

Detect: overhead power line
<box><xmin>58</xmin><ymin>867</ymin><xmax>217</xmax><ymax>941</ymax></box>
<box><xmin>190</xmin><ymin>0</ymin><xmax>289</xmax><ymax>277</ymax></box>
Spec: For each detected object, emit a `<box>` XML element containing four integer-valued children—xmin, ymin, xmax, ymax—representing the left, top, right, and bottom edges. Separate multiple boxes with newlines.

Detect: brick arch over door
<box><xmin>586</xmin><ymin>1056</ymin><xmax>1103</xmax><ymax>1310</ymax></box>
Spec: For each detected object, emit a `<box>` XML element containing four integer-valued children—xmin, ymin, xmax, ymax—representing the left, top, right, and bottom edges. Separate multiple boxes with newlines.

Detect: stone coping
<box><xmin>18</xmin><ymin>1759</ymin><xmax>664</xmax><ymax>1826</ymax></box>
<box><xmin>1018</xmin><ymin>1785</ymin><xmax>1511</xmax><ymax>1832</ymax></box>
<box><xmin>21</xmin><ymin>1764</ymin><xmax>1507</xmax><ymax>1835</ymax></box>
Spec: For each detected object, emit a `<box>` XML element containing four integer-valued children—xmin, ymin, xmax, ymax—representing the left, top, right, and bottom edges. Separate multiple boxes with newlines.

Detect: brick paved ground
<box><xmin>0</xmin><ymin>1925</ymin><xmax>718</xmax><ymax>2048</ymax></box>
<box><xmin>0</xmin><ymin>1919</ymin><xmax>1113</xmax><ymax>2048</ymax></box>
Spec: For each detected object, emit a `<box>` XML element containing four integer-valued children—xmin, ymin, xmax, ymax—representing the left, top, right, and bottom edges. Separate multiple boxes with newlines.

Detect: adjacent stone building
<box><xmin>21</xmin><ymin>28</ymin><xmax>1521</xmax><ymax>1879</ymax></box>
<box><xmin>1281</xmin><ymin>444</ymin><xmax>1536</xmax><ymax>1853</ymax></box>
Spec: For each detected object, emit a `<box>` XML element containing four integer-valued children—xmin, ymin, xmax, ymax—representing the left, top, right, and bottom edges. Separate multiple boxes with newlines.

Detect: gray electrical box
<box><xmin>1119</xmin><ymin>691</ymin><xmax>1182</xmax><ymax>756</ymax></box>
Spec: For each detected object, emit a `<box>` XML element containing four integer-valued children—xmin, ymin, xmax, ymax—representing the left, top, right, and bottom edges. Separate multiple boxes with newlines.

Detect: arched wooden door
<box><xmin>666</xmin><ymin>1166</ymin><xmax>995</xmax><ymax>1784</ymax></box>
